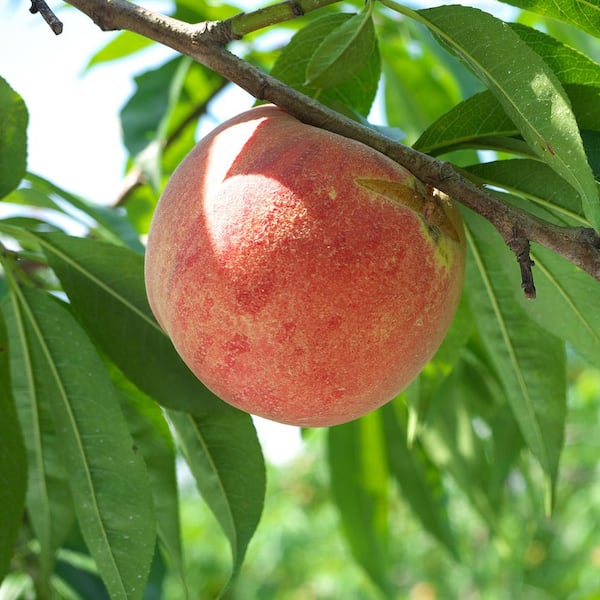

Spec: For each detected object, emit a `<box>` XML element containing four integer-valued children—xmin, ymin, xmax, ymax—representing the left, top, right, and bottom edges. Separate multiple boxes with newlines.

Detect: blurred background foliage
<box><xmin>168</xmin><ymin>359</ymin><xmax>600</xmax><ymax>599</ymax></box>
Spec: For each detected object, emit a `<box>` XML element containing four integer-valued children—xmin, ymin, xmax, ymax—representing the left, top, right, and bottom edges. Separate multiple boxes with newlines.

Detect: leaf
<box><xmin>34</xmin><ymin>231</ymin><xmax>234</xmax><ymax>416</ymax></box>
<box><xmin>514</xmin><ymin>246</ymin><xmax>600</xmax><ymax>370</ymax></box>
<box><xmin>465</xmin><ymin>159</ymin><xmax>588</xmax><ymax>226</ymax></box>
<box><xmin>379</xmin><ymin>18</ymin><xmax>464</xmax><ymax>144</ymax></box>
<box><xmin>109</xmin><ymin>366</ymin><xmax>186</xmax><ymax>595</ymax></box>
<box><xmin>0</xmin><ymin>310</ymin><xmax>27</xmax><ymax>584</ymax></box>
<box><xmin>420</xmin><ymin>356</ymin><xmax>518</xmax><ymax>528</ymax></box>
<box><xmin>415</xmin><ymin>84</ymin><xmax>600</xmax><ymax>158</ymax></box>
<box><xmin>407</xmin><ymin>296</ymin><xmax>473</xmax><ymax>436</ymax></box>
<box><xmin>0</xmin><ymin>76</ymin><xmax>28</xmax><ymax>199</ymax></box>
<box><xmin>2</xmin><ymin>294</ymin><xmax>75</xmax><ymax>588</ymax></box>
<box><xmin>305</xmin><ymin>9</ymin><xmax>376</xmax><ymax>89</ymax></box>
<box><xmin>3</xmin><ymin>285</ymin><xmax>156</xmax><ymax>599</ymax></box>
<box><xmin>415</xmin><ymin>5</ymin><xmax>599</xmax><ymax>228</ymax></box>
<box><xmin>498</xmin><ymin>0</ymin><xmax>600</xmax><ymax>38</ymax></box>
<box><xmin>413</xmin><ymin>20</ymin><xmax>600</xmax><ymax>155</ymax></box>
<box><xmin>120</xmin><ymin>57</ymin><xmax>223</xmax><ymax>188</ymax></box>
<box><xmin>381</xmin><ymin>402</ymin><xmax>458</xmax><ymax>558</ymax></box>
<box><xmin>5</xmin><ymin>173</ymin><xmax>144</xmax><ymax>253</ymax></box>
<box><xmin>509</xmin><ymin>22</ymin><xmax>600</xmax><ymax>86</ymax></box>
<box><xmin>87</xmin><ymin>31</ymin><xmax>154</xmax><ymax>69</ymax></box>
<box><xmin>270</xmin><ymin>13</ymin><xmax>381</xmax><ymax>117</ymax></box>
<box><xmin>168</xmin><ymin>410</ymin><xmax>265</xmax><ymax>591</ymax></box>
<box><xmin>32</xmin><ymin>232</ymin><xmax>266</xmax><ymax>584</ymax></box>
<box><xmin>463</xmin><ymin>209</ymin><xmax>566</xmax><ymax>511</ymax></box>
<box><xmin>328</xmin><ymin>414</ymin><xmax>392</xmax><ymax>596</ymax></box>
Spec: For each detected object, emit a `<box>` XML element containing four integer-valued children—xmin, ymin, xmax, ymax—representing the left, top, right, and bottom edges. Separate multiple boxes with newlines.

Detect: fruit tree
<box><xmin>1</xmin><ymin>0</ymin><xmax>600</xmax><ymax>598</ymax></box>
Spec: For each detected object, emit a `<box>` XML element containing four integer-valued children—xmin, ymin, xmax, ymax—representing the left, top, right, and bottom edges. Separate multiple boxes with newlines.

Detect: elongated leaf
<box><xmin>305</xmin><ymin>9</ymin><xmax>376</xmax><ymax>89</ymax></box>
<box><xmin>270</xmin><ymin>13</ymin><xmax>380</xmax><ymax>117</ymax></box>
<box><xmin>420</xmin><ymin>357</ymin><xmax>516</xmax><ymax>528</ymax></box>
<box><xmin>515</xmin><ymin>246</ymin><xmax>600</xmax><ymax>369</ymax></box>
<box><xmin>465</xmin><ymin>159</ymin><xmax>588</xmax><ymax>226</ymax></box>
<box><xmin>408</xmin><ymin>296</ymin><xmax>473</xmax><ymax>436</ymax></box>
<box><xmin>4</xmin><ymin>285</ymin><xmax>155</xmax><ymax>600</ymax></box>
<box><xmin>0</xmin><ymin>311</ymin><xmax>27</xmax><ymax>584</ymax></box>
<box><xmin>509</xmin><ymin>23</ymin><xmax>600</xmax><ymax>85</ymax></box>
<box><xmin>0</xmin><ymin>76</ymin><xmax>28</xmax><ymax>199</ymax></box>
<box><xmin>109</xmin><ymin>366</ymin><xmax>186</xmax><ymax>595</ymax></box>
<box><xmin>463</xmin><ymin>209</ymin><xmax>566</xmax><ymax>510</ymax></box>
<box><xmin>34</xmin><ymin>231</ymin><xmax>232</xmax><ymax>416</ymax></box>
<box><xmin>120</xmin><ymin>57</ymin><xmax>223</xmax><ymax>189</ymax></box>
<box><xmin>2</xmin><ymin>294</ymin><xmax>74</xmax><ymax>588</ymax></box>
<box><xmin>381</xmin><ymin>402</ymin><xmax>457</xmax><ymax>557</ymax></box>
<box><xmin>415</xmin><ymin>83</ymin><xmax>600</xmax><ymax>157</ymax></box>
<box><xmin>415</xmin><ymin>5</ymin><xmax>599</xmax><ymax>228</ymax></box>
<box><xmin>328</xmin><ymin>414</ymin><xmax>392</xmax><ymax>596</ymax></box>
<box><xmin>379</xmin><ymin>18</ymin><xmax>464</xmax><ymax>144</ymax></box>
<box><xmin>498</xmin><ymin>0</ymin><xmax>600</xmax><ymax>38</ymax></box>
<box><xmin>168</xmin><ymin>410</ymin><xmax>265</xmax><ymax>590</ymax></box>
<box><xmin>413</xmin><ymin>22</ymin><xmax>600</xmax><ymax>154</ymax></box>
<box><xmin>31</xmin><ymin>232</ymin><xmax>266</xmax><ymax>583</ymax></box>
<box><xmin>6</xmin><ymin>173</ymin><xmax>144</xmax><ymax>253</ymax></box>
<box><xmin>87</xmin><ymin>31</ymin><xmax>154</xmax><ymax>69</ymax></box>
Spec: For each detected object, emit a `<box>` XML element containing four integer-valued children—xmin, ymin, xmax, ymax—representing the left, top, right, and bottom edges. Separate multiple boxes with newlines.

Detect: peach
<box><xmin>144</xmin><ymin>105</ymin><xmax>465</xmax><ymax>427</ymax></box>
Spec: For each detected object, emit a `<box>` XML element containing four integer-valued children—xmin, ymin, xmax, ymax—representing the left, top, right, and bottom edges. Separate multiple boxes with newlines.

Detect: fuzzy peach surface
<box><xmin>145</xmin><ymin>105</ymin><xmax>466</xmax><ymax>426</ymax></box>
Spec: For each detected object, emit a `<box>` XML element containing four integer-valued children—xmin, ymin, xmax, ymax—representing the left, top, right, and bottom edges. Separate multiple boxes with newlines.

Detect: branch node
<box><xmin>29</xmin><ymin>0</ymin><xmax>63</xmax><ymax>34</ymax></box>
<box><xmin>194</xmin><ymin>20</ymin><xmax>240</xmax><ymax>45</ymax></box>
<box><xmin>509</xmin><ymin>234</ymin><xmax>536</xmax><ymax>299</ymax></box>
<box><xmin>289</xmin><ymin>0</ymin><xmax>305</xmax><ymax>17</ymax></box>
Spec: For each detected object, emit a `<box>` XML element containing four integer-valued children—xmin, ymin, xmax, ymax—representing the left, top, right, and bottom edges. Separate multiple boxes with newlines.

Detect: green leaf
<box><xmin>86</xmin><ymin>31</ymin><xmax>154</xmax><ymax>69</ymax></box>
<box><xmin>509</xmin><ymin>22</ymin><xmax>600</xmax><ymax>86</ymax></box>
<box><xmin>379</xmin><ymin>18</ymin><xmax>464</xmax><ymax>144</ymax></box>
<box><xmin>5</xmin><ymin>173</ymin><xmax>144</xmax><ymax>253</ymax></box>
<box><xmin>168</xmin><ymin>410</ymin><xmax>265</xmax><ymax>591</ymax></box>
<box><xmin>420</xmin><ymin>356</ymin><xmax>518</xmax><ymax>527</ymax></box>
<box><xmin>0</xmin><ymin>311</ymin><xmax>27</xmax><ymax>584</ymax></box>
<box><xmin>328</xmin><ymin>414</ymin><xmax>392</xmax><ymax>596</ymax></box>
<box><xmin>415</xmin><ymin>5</ymin><xmax>599</xmax><ymax>228</ymax></box>
<box><xmin>305</xmin><ymin>9</ymin><xmax>376</xmax><ymax>89</ymax></box>
<box><xmin>381</xmin><ymin>402</ymin><xmax>457</xmax><ymax>558</ymax></box>
<box><xmin>0</xmin><ymin>76</ymin><xmax>28</xmax><ymax>199</ymax></box>
<box><xmin>34</xmin><ymin>231</ymin><xmax>234</xmax><ymax>416</ymax></box>
<box><xmin>463</xmin><ymin>209</ymin><xmax>566</xmax><ymax>510</ymax></box>
<box><xmin>270</xmin><ymin>13</ymin><xmax>381</xmax><ymax>117</ymax></box>
<box><xmin>3</xmin><ymin>285</ymin><xmax>156</xmax><ymax>600</ymax></box>
<box><xmin>465</xmin><ymin>159</ymin><xmax>588</xmax><ymax>226</ymax></box>
<box><xmin>121</xmin><ymin>57</ymin><xmax>223</xmax><ymax>189</ymax></box>
<box><xmin>31</xmin><ymin>232</ymin><xmax>266</xmax><ymax>583</ymax></box>
<box><xmin>121</xmin><ymin>58</ymin><xmax>184</xmax><ymax>158</ymax></box>
<box><xmin>407</xmin><ymin>296</ymin><xmax>473</xmax><ymax>436</ymax></box>
<box><xmin>498</xmin><ymin>0</ymin><xmax>600</xmax><ymax>38</ymax></box>
<box><xmin>109</xmin><ymin>366</ymin><xmax>187</xmax><ymax>595</ymax></box>
<box><xmin>514</xmin><ymin>246</ymin><xmax>600</xmax><ymax>370</ymax></box>
<box><xmin>2</xmin><ymin>294</ymin><xmax>74</xmax><ymax>588</ymax></box>
<box><xmin>415</xmin><ymin>84</ymin><xmax>600</xmax><ymax>158</ymax></box>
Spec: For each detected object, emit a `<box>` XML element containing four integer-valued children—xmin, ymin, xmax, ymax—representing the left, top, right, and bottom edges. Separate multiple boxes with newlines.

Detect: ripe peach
<box><xmin>144</xmin><ymin>105</ymin><xmax>465</xmax><ymax>427</ymax></box>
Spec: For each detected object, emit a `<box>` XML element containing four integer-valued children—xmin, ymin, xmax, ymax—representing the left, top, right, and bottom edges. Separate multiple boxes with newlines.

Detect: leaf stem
<box><xmin>228</xmin><ymin>0</ymin><xmax>341</xmax><ymax>38</ymax></box>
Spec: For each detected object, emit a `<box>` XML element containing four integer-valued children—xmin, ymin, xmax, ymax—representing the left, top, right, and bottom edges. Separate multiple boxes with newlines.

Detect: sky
<box><xmin>0</xmin><ymin>0</ymin><xmax>514</xmax><ymax>462</ymax></box>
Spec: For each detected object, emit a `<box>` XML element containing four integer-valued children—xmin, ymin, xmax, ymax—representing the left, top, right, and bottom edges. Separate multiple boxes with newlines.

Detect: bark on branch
<box><xmin>63</xmin><ymin>0</ymin><xmax>600</xmax><ymax>290</ymax></box>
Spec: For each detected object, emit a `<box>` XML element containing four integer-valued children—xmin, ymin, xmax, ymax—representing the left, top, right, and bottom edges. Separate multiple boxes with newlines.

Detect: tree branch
<box><xmin>64</xmin><ymin>0</ymin><xmax>600</xmax><ymax>288</ymax></box>
<box><xmin>30</xmin><ymin>0</ymin><xmax>63</xmax><ymax>34</ymax></box>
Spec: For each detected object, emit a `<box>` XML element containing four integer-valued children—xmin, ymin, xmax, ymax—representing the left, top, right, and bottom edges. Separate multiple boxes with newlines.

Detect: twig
<box><xmin>509</xmin><ymin>236</ymin><xmax>536</xmax><ymax>299</ymax></box>
<box><xmin>30</xmin><ymin>0</ymin><xmax>63</xmax><ymax>34</ymax></box>
<box><xmin>63</xmin><ymin>0</ymin><xmax>600</xmax><ymax>290</ymax></box>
